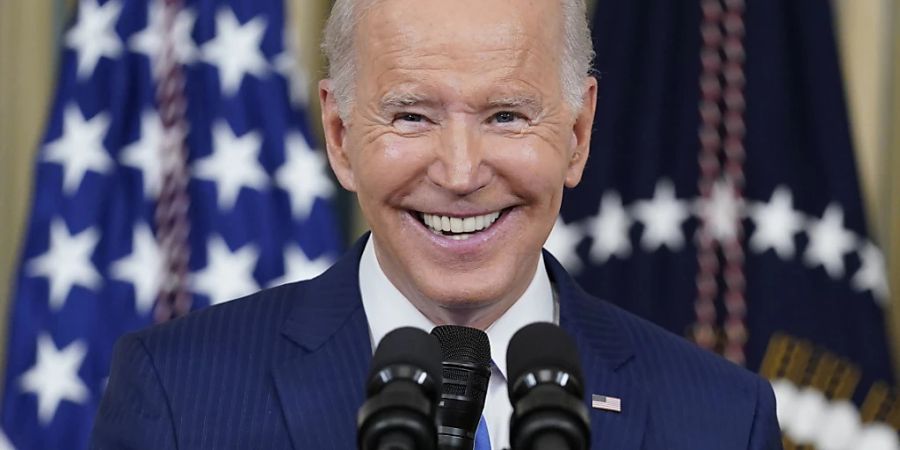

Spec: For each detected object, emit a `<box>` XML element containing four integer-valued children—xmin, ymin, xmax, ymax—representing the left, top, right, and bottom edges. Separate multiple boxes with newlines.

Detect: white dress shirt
<box><xmin>359</xmin><ymin>236</ymin><xmax>557</xmax><ymax>450</ymax></box>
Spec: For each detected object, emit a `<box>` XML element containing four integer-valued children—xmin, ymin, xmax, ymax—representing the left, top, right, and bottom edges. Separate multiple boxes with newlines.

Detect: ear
<box><xmin>564</xmin><ymin>77</ymin><xmax>598</xmax><ymax>188</ymax></box>
<box><xmin>319</xmin><ymin>79</ymin><xmax>357</xmax><ymax>192</ymax></box>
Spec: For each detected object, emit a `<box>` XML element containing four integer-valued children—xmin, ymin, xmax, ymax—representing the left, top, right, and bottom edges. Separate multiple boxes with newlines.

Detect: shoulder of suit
<box><xmin>123</xmin><ymin>279</ymin><xmax>314</xmax><ymax>357</ymax></box>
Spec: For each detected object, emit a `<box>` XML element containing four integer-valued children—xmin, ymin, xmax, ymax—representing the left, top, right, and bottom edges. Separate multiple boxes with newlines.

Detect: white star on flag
<box><xmin>804</xmin><ymin>203</ymin><xmax>855</xmax><ymax>279</ymax></box>
<box><xmin>193</xmin><ymin>235</ymin><xmax>260</xmax><ymax>305</ymax></box>
<box><xmin>129</xmin><ymin>1</ymin><xmax>198</xmax><ymax>75</ymax></box>
<box><xmin>201</xmin><ymin>8</ymin><xmax>269</xmax><ymax>96</ymax></box>
<box><xmin>545</xmin><ymin>217</ymin><xmax>585</xmax><ymax>273</ymax></box>
<box><xmin>110</xmin><ymin>223</ymin><xmax>164</xmax><ymax>315</ymax></box>
<box><xmin>275</xmin><ymin>133</ymin><xmax>335</xmax><ymax>220</ymax></box>
<box><xmin>748</xmin><ymin>186</ymin><xmax>804</xmax><ymax>258</ymax></box>
<box><xmin>18</xmin><ymin>334</ymin><xmax>89</xmax><ymax>425</ymax></box>
<box><xmin>119</xmin><ymin>110</ymin><xmax>164</xmax><ymax>198</ymax></box>
<box><xmin>0</xmin><ymin>428</ymin><xmax>11</xmax><ymax>450</ymax></box>
<box><xmin>587</xmin><ymin>192</ymin><xmax>632</xmax><ymax>263</ymax></box>
<box><xmin>43</xmin><ymin>105</ymin><xmax>113</xmax><ymax>195</ymax></box>
<box><xmin>695</xmin><ymin>179</ymin><xmax>744</xmax><ymax>242</ymax></box>
<box><xmin>852</xmin><ymin>242</ymin><xmax>890</xmax><ymax>306</ymax></box>
<box><xmin>66</xmin><ymin>0</ymin><xmax>123</xmax><ymax>79</ymax></box>
<box><xmin>267</xmin><ymin>245</ymin><xmax>333</xmax><ymax>287</ymax></box>
<box><xmin>194</xmin><ymin>121</ymin><xmax>268</xmax><ymax>211</ymax></box>
<box><xmin>631</xmin><ymin>179</ymin><xmax>690</xmax><ymax>252</ymax></box>
<box><xmin>26</xmin><ymin>220</ymin><xmax>102</xmax><ymax>311</ymax></box>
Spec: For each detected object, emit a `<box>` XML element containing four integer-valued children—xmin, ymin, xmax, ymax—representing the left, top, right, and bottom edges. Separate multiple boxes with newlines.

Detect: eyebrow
<box><xmin>377</xmin><ymin>91</ymin><xmax>545</xmax><ymax>115</ymax></box>
<box><xmin>379</xmin><ymin>92</ymin><xmax>436</xmax><ymax>111</ymax></box>
<box><xmin>486</xmin><ymin>95</ymin><xmax>543</xmax><ymax>110</ymax></box>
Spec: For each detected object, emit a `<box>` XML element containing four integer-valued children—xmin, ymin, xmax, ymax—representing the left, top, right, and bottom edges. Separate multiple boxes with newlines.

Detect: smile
<box><xmin>417</xmin><ymin>210</ymin><xmax>506</xmax><ymax>240</ymax></box>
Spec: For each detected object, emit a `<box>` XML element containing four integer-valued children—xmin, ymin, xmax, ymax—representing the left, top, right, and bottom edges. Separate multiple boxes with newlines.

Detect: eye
<box><xmin>395</xmin><ymin>113</ymin><xmax>426</xmax><ymax>123</ymax></box>
<box><xmin>491</xmin><ymin>111</ymin><xmax>525</xmax><ymax>124</ymax></box>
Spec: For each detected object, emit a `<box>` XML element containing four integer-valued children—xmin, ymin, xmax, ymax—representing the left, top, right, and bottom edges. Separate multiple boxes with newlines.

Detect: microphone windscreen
<box><xmin>431</xmin><ymin>325</ymin><xmax>491</xmax><ymax>366</ymax></box>
<box><xmin>507</xmin><ymin>322</ymin><xmax>583</xmax><ymax>397</ymax></box>
<box><xmin>370</xmin><ymin>327</ymin><xmax>442</xmax><ymax>386</ymax></box>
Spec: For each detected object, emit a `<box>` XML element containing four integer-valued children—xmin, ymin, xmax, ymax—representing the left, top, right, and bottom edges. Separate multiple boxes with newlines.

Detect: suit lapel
<box><xmin>271</xmin><ymin>241</ymin><xmax>649</xmax><ymax>449</ymax></box>
<box><xmin>547</xmin><ymin>251</ymin><xmax>650</xmax><ymax>450</ymax></box>
<box><xmin>272</xmin><ymin>236</ymin><xmax>373</xmax><ymax>450</ymax></box>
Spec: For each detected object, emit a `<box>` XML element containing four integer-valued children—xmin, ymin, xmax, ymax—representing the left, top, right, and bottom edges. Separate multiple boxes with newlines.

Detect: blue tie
<box><xmin>474</xmin><ymin>415</ymin><xmax>491</xmax><ymax>450</ymax></box>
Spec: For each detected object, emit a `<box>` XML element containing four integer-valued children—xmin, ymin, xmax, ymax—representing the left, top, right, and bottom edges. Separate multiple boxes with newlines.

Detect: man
<box><xmin>92</xmin><ymin>0</ymin><xmax>782</xmax><ymax>449</ymax></box>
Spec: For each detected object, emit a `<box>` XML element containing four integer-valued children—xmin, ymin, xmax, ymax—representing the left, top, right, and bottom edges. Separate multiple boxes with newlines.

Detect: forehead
<box><xmin>354</xmin><ymin>0</ymin><xmax>564</xmax><ymax>97</ymax></box>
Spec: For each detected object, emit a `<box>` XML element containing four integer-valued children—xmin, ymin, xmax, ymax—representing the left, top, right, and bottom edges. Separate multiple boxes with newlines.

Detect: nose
<box><xmin>427</xmin><ymin>117</ymin><xmax>492</xmax><ymax>195</ymax></box>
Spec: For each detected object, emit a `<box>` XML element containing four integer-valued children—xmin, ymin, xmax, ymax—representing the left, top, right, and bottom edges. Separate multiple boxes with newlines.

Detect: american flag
<box><xmin>0</xmin><ymin>0</ymin><xmax>342</xmax><ymax>448</ymax></box>
<box><xmin>591</xmin><ymin>394</ymin><xmax>622</xmax><ymax>413</ymax></box>
<box><xmin>545</xmin><ymin>0</ymin><xmax>897</xmax><ymax>447</ymax></box>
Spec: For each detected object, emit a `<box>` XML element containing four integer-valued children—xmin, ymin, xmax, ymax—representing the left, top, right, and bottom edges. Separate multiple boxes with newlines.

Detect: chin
<box><xmin>413</xmin><ymin>267</ymin><xmax>517</xmax><ymax>308</ymax></box>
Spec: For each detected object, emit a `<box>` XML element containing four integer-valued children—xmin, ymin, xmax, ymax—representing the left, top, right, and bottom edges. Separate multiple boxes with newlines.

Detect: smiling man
<box><xmin>92</xmin><ymin>1</ymin><xmax>782</xmax><ymax>449</ymax></box>
<box><xmin>321</xmin><ymin>0</ymin><xmax>595</xmax><ymax>333</ymax></box>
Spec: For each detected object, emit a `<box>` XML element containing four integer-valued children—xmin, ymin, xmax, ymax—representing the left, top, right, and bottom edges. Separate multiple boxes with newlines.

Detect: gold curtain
<box><xmin>833</xmin><ymin>0</ymin><xmax>900</xmax><ymax>374</ymax></box>
<box><xmin>890</xmin><ymin>2</ymin><xmax>900</xmax><ymax>375</ymax></box>
<box><xmin>0</xmin><ymin>0</ymin><xmax>65</xmax><ymax>380</ymax></box>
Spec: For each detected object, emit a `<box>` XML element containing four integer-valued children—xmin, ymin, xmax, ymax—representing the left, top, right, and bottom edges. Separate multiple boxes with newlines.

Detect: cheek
<box><xmin>487</xmin><ymin>137</ymin><xmax>569</xmax><ymax>198</ymax></box>
<box><xmin>355</xmin><ymin>135</ymin><xmax>435</xmax><ymax>199</ymax></box>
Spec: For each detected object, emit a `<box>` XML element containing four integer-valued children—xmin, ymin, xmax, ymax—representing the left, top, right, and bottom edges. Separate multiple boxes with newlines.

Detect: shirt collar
<box><xmin>483</xmin><ymin>253</ymin><xmax>555</xmax><ymax>381</ymax></box>
<box><xmin>359</xmin><ymin>235</ymin><xmax>556</xmax><ymax>380</ymax></box>
<box><xmin>359</xmin><ymin>235</ymin><xmax>437</xmax><ymax>348</ymax></box>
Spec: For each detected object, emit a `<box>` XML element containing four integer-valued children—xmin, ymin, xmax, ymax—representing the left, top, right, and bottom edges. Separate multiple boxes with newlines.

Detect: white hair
<box><xmin>322</xmin><ymin>0</ymin><xmax>595</xmax><ymax>119</ymax></box>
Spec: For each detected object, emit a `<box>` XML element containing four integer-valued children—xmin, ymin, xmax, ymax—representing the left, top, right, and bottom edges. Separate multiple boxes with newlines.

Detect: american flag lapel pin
<box><xmin>591</xmin><ymin>394</ymin><xmax>622</xmax><ymax>413</ymax></box>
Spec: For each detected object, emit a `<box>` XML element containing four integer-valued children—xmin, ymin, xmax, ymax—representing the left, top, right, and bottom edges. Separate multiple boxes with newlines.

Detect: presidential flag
<box><xmin>546</xmin><ymin>0</ymin><xmax>897</xmax><ymax>447</ymax></box>
<box><xmin>0</xmin><ymin>0</ymin><xmax>342</xmax><ymax>448</ymax></box>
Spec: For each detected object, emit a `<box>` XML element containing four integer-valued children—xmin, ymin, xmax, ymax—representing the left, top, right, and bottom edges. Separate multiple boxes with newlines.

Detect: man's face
<box><xmin>321</xmin><ymin>0</ymin><xmax>596</xmax><ymax>323</ymax></box>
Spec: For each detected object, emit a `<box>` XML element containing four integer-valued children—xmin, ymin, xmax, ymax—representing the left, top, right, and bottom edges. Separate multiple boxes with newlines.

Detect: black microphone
<box><xmin>358</xmin><ymin>327</ymin><xmax>443</xmax><ymax>450</ymax></box>
<box><xmin>507</xmin><ymin>322</ymin><xmax>590</xmax><ymax>450</ymax></box>
<box><xmin>431</xmin><ymin>325</ymin><xmax>492</xmax><ymax>450</ymax></box>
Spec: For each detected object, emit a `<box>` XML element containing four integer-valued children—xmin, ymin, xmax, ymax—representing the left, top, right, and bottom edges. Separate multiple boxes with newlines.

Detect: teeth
<box><xmin>463</xmin><ymin>217</ymin><xmax>476</xmax><ymax>232</ymax></box>
<box><xmin>420</xmin><ymin>211</ymin><xmax>503</xmax><ymax>236</ymax></box>
<box><xmin>450</xmin><ymin>217</ymin><xmax>463</xmax><ymax>233</ymax></box>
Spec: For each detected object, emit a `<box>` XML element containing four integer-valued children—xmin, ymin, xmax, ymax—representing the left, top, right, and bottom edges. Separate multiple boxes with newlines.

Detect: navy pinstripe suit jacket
<box><xmin>91</xmin><ymin>235</ymin><xmax>782</xmax><ymax>449</ymax></box>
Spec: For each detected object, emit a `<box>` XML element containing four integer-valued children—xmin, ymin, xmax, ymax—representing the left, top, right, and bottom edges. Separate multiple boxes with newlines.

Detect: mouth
<box><xmin>412</xmin><ymin>209</ymin><xmax>510</xmax><ymax>240</ymax></box>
